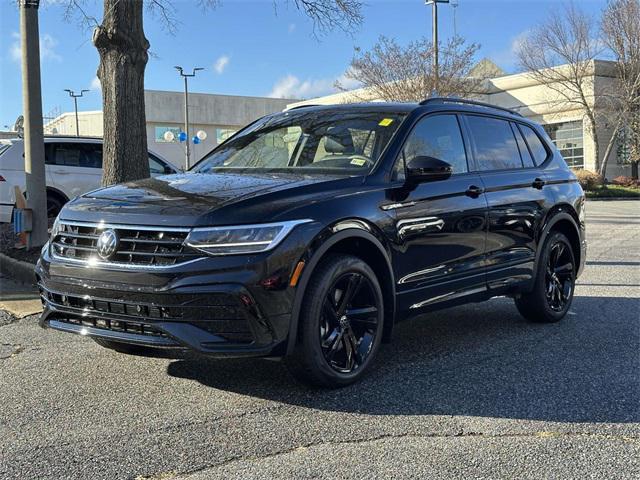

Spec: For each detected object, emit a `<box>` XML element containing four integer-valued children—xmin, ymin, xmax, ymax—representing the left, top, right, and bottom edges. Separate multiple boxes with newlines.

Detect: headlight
<box><xmin>185</xmin><ymin>219</ymin><xmax>312</xmax><ymax>255</ymax></box>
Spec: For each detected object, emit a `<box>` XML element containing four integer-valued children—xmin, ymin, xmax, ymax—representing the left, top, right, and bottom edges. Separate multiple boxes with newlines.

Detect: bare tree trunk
<box><xmin>598</xmin><ymin>118</ymin><xmax>623</xmax><ymax>178</ymax></box>
<box><xmin>93</xmin><ymin>0</ymin><xmax>150</xmax><ymax>186</ymax></box>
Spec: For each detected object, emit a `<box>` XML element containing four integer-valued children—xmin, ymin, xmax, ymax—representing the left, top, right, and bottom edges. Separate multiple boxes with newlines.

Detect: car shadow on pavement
<box><xmin>167</xmin><ymin>295</ymin><xmax>639</xmax><ymax>424</ymax></box>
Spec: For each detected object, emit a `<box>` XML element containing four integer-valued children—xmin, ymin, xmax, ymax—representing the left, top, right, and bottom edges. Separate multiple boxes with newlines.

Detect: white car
<box><xmin>0</xmin><ymin>136</ymin><xmax>179</xmax><ymax>223</ymax></box>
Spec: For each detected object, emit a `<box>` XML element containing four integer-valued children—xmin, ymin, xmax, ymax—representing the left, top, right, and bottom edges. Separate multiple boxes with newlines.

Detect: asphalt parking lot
<box><xmin>1</xmin><ymin>200</ymin><xmax>638</xmax><ymax>479</ymax></box>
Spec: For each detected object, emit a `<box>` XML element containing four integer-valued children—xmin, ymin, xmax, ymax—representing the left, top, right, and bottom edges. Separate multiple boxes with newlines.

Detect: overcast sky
<box><xmin>0</xmin><ymin>0</ymin><xmax>608</xmax><ymax>129</ymax></box>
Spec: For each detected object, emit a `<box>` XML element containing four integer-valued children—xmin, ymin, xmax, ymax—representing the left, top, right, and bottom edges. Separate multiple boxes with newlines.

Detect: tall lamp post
<box><xmin>64</xmin><ymin>89</ymin><xmax>89</xmax><ymax>136</ymax></box>
<box><xmin>426</xmin><ymin>0</ymin><xmax>449</xmax><ymax>94</ymax></box>
<box><xmin>174</xmin><ymin>66</ymin><xmax>203</xmax><ymax>169</ymax></box>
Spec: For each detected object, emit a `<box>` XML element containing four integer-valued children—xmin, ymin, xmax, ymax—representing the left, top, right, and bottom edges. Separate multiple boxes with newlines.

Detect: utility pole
<box><xmin>19</xmin><ymin>0</ymin><xmax>48</xmax><ymax>248</ymax></box>
<box><xmin>174</xmin><ymin>66</ymin><xmax>203</xmax><ymax>169</ymax></box>
<box><xmin>452</xmin><ymin>0</ymin><xmax>459</xmax><ymax>38</ymax></box>
<box><xmin>426</xmin><ymin>0</ymin><xmax>449</xmax><ymax>94</ymax></box>
<box><xmin>64</xmin><ymin>89</ymin><xmax>89</xmax><ymax>136</ymax></box>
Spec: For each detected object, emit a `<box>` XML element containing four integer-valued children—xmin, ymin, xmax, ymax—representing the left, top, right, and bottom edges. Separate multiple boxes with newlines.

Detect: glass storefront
<box><xmin>543</xmin><ymin>120</ymin><xmax>584</xmax><ymax>168</ymax></box>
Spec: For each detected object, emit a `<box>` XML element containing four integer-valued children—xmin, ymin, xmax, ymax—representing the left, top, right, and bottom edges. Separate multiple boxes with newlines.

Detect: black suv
<box><xmin>37</xmin><ymin>98</ymin><xmax>586</xmax><ymax>387</ymax></box>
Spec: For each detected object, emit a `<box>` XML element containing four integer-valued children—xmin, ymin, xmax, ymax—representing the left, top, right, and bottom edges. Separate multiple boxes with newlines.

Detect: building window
<box><xmin>216</xmin><ymin>128</ymin><xmax>237</xmax><ymax>144</ymax></box>
<box><xmin>543</xmin><ymin>120</ymin><xmax>584</xmax><ymax>168</ymax></box>
<box><xmin>155</xmin><ymin>126</ymin><xmax>181</xmax><ymax>143</ymax></box>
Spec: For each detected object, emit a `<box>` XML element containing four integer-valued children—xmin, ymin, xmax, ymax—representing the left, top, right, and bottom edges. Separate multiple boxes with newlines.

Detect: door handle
<box><xmin>465</xmin><ymin>185</ymin><xmax>484</xmax><ymax>198</ymax></box>
<box><xmin>532</xmin><ymin>178</ymin><xmax>545</xmax><ymax>189</ymax></box>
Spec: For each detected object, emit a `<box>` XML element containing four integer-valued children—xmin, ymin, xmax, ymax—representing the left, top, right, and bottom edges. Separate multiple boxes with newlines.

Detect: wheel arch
<box><xmin>46</xmin><ymin>186</ymin><xmax>69</xmax><ymax>204</ymax></box>
<box><xmin>536</xmin><ymin>205</ymin><xmax>582</xmax><ymax>275</ymax></box>
<box><xmin>286</xmin><ymin>223</ymin><xmax>396</xmax><ymax>355</ymax></box>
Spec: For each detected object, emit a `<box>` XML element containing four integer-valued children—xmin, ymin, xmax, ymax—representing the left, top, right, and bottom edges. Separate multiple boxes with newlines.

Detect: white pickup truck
<box><xmin>0</xmin><ymin>136</ymin><xmax>179</xmax><ymax>223</ymax></box>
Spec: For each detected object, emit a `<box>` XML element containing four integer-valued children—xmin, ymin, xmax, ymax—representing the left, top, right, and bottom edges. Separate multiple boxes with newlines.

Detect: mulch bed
<box><xmin>0</xmin><ymin>221</ymin><xmax>53</xmax><ymax>265</ymax></box>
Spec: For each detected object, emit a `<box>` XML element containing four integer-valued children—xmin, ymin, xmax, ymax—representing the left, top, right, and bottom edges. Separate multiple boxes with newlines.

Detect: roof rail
<box><xmin>419</xmin><ymin>97</ymin><xmax>523</xmax><ymax>117</ymax></box>
<box><xmin>285</xmin><ymin>104</ymin><xmax>322</xmax><ymax>111</ymax></box>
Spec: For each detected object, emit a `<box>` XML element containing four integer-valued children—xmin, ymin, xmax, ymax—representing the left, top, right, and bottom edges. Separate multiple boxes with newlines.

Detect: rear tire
<box><xmin>286</xmin><ymin>254</ymin><xmax>384</xmax><ymax>388</ymax></box>
<box><xmin>515</xmin><ymin>232</ymin><xmax>576</xmax><ymax>323</ymax></box>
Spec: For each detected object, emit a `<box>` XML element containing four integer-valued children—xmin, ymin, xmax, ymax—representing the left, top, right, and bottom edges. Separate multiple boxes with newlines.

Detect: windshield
<box><xmin>192</xmin><ymin>109</ymin><xmax>407</xmax><ymax>175</ymax></box>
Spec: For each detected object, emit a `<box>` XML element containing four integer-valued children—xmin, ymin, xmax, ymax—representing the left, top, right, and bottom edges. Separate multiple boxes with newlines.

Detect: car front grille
<box><xmin>51</xmin><ymin>221</ymin><xmax>199</xmax><ymax>267</ymax></box>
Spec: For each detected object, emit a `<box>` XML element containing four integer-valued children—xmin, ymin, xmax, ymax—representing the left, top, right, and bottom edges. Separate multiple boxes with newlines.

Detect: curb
<box><xmin>0</xmin><ymin>252</ymin><xmax>36</xmax><ymax>285</ymax></box>
<box><xmin>585</xmin><ymin>197</ymin><xmax>640</xmax><ymax>201</ymax></box>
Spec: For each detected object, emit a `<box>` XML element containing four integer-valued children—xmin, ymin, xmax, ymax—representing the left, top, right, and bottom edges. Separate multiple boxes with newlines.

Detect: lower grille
<box><xmin>39</xmin><ymin>285</ymin><xmax>256</xmax><ymax>345</ymax></box>
<box><xmin>55</xmin><ymin>316</ymin><xmax>167</xmax><ymax>337</ymax></box>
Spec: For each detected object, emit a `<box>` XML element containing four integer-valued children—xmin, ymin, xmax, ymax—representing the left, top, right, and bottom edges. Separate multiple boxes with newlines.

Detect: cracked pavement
<box><xmin>1</xmin><ymin>200</ymin><xmax>638</xmax><ymax>479</ymax></box>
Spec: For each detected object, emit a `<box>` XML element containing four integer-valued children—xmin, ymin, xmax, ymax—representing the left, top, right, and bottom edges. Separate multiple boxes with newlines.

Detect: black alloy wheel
<box><xmin>515</xmin><ymin>231</ymin><xmax>576</xmax><ymax>323</ymax></box>
<box><xmin>320</xmin><ymin>272</ymin><xmax>379</xmax><ymax>374</ymax></box>
<box><xmin>286</xmin><ymin>254</ymin><xmax>384</xmax><ymax>387</ymax></box>
<box><xmin>545</xmin><ymin>240</ymin><xmax>574</xmax><ymax>312</ymax></box>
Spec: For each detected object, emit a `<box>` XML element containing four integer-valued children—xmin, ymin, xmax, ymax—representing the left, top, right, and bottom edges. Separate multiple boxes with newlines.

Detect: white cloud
<box><xmin>213</xmin><ymin>55</ymin><xmax>230</xmax><ymax>74</ymax></box>
<box><xmin>90</xmin><ymin>76</ymin><xmax>101</xmax><ymax>91</ymax></box>
<box><xmin>490</xmin><ymin>30</ymin><xmax>529</xmax><ymax>72</ymax></box>
<box><xmin>268</xmin><ymin>71</ymin><xmax>360</xmax><ymax>99</ymax></box>
<box><xmin>9</xmin><ymin>31</ymin><xmax>62</xmax><ymax>63</ymax></box>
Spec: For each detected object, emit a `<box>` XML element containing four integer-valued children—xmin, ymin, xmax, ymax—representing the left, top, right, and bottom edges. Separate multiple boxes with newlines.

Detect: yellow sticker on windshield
<box><xmin>379</xmin><ymin>118</ymin><xmax>394</xmax><ymax>126</ymax></box>
<box><xmin>350</xmin><ymin>158</ymin><xmax>366</xmax><ymax>166</ymax></box>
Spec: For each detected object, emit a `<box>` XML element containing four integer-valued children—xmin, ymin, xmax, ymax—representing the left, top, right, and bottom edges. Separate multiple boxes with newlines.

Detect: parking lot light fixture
<box><xmin>174</xmin><ymin>66</ymin><xmax>204</xmax><ymax>169</ymax></box>
<box><xmin>64</xmin><ymin>89</ymin><xmax>90</xmax><ymax>137</ymax></box>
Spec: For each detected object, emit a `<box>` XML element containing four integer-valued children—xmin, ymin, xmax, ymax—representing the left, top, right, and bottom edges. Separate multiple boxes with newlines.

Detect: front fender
<box><xmin>285</xmin><ymin>225</ymin><xmax>395</xmax><ymax>355</ymax></box>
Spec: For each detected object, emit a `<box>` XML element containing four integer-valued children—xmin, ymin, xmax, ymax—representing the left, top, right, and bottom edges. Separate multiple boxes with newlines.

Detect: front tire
<box><xmin>286</xmin><ymin>254</ymin><xmax>384</xmax><ymax>388</ymax></box>
<box><xmin>515</xmin><ymin>232</ymin><xmax>576</xmax><ymax>323</ymax></box>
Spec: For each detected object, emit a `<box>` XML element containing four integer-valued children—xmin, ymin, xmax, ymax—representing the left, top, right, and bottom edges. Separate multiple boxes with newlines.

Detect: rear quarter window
<box><xmin>518</xmin><ymin>124</ymin><xmax>549</xmax><ymax>165</ymax></box>
<box><xmin>466</xmin><ymin>115</ymin><xmax>523</xmax><ymax>171</ymax></box>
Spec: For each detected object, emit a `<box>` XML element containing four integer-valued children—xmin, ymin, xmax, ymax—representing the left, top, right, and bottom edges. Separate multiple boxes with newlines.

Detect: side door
<box><xmin>462</xmin><ymin>114</ymin><xmax>554</xmax><ymax>292</ymax></box>
<box><xmin>389</xmin><ymin>113</ymin><xmax>489</xmax><ymax>314</ymax></box>
<box><xmin>48</xmin><ymin>142</ymin><xmax>103</xmax><ymax>199</ymax></box>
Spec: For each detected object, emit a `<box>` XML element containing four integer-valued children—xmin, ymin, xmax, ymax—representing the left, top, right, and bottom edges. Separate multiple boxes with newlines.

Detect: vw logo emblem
<box><xmin>96</xmin><ymin>229</ymin><xmax>119</xmax><ymax>260</ymax></box>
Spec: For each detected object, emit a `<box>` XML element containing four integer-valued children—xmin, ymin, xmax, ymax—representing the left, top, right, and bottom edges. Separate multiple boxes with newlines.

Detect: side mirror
<box><xmin>163</xmin><ymin>165</ymin><xmax>175</xmax><ymax>174</ymax></box>
<box><xmin>406</xmin><ymin>156</ymin><xmax>453</xmax><ymax>183</ymax></box>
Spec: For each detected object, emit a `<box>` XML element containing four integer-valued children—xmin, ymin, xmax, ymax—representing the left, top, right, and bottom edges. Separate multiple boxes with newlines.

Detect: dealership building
<box><xmin>288</xmin><ymin>59</ymin><xmax>630</xmax><ymax>178</ymax></box>
<box><xmin>43</xmin><ymin>90</ymin><xmax>296</xmax><ymax>168</ymax></box>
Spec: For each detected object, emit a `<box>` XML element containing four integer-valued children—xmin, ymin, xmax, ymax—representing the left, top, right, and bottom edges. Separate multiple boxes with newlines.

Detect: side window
<box><xmin>400</xmin><ymin>114</ymin><xmax>468</xmax><ymax>175</ymax></box>
<box><xmin>80</xmin><ymin>143</ymin><xmax>103</xmax><ymax>168</ymax></box>
<box><xmin>44</xmin><ymin>144</ymin><xmax>55</xmax><ymax>165</ymax></box>
<box><xmin>512</xmin><ymin>123</ymin><xmax>535</xmax><ymax>168</ymax></box>
<box><xmin>466</xmin><ymin>115</ymin><xmax>523</xmax><ymax>171</ymax></box>
<box><xmin>52</xmin><ymin>144</ymin><xmax>82</xmax><ymax>167</ymax></box>
<box><xmin>519</xmin><ymin>124</ymin><xmax>549</xmax><ymax>165</ymax></box>
<box><xmin>149</xmin><ymin>155</ymin><xmax>170</xmax><ymax>175</ymax></box>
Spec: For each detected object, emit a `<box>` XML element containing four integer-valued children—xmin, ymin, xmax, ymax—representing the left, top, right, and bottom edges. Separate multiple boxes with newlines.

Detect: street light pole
<box><xmin>426</xmin><ymin>0</ymin><xmax>449</xmax><ymax>95</ymax></box>
<box><xmin>174</xmin><ymin>66</ymin><xmax>203</xmax><ymax>169</ymax></box>
<box><xmin>64</xmin><ymin>89</ymin><xmax>89</xmax><ymax>136</ymax></box>
<box><xmin>19</xmin><ymin>0</ymin><xmax>48</xmax><ymax>248</ymax></box>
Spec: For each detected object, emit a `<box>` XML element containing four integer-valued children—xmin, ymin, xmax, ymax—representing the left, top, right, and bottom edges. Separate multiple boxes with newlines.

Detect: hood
<box><xmin>60</xmin><ymin>171</ymin><xmax>357</xmax><ymax>226</ymax></box>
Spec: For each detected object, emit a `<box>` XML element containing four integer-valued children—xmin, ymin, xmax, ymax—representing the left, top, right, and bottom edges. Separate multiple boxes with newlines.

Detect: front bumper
<box><xmin>35</xmin><ymin>224</ymin><xmax>315</xmax><ymax>357</ymax></box>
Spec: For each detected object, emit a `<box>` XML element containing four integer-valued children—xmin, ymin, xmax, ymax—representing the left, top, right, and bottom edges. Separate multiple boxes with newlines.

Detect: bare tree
<box><xmin>599</xmin><ymin>0</ymin><xmax>640</xmax><ymax>178</ymax></box>
<box><xmin>64</xmin><ymin>0</ymin><xmax>363</xmax><ymax>186</ymax></box>
<box><xmin>339</xmin><ymin>36</ymin><xmax>481</xmax><ymax>102</ymax></box>
<box><xmin>516</xmin><ymin>3</ymin><xmax>603</xmax><ymax>170</ymax></box>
